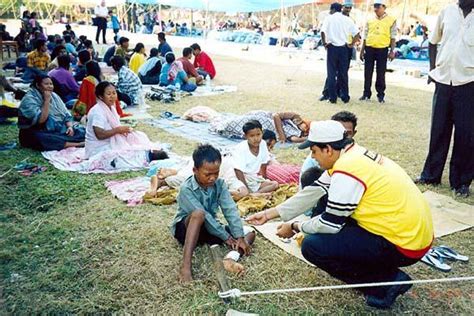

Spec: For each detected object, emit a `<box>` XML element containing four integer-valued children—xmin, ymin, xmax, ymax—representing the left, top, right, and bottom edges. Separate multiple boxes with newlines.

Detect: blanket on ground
<box><xmin>42</xmin><ymin>146</ymin><xmax>164</xmax><ymax>174</ymax></box>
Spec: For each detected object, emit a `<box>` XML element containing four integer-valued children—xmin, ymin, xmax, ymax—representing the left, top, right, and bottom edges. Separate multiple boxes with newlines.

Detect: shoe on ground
<box><xmin>319</xmin><ymin>95</ymin><xmax>329</xmax><ymax>101</ymax></box>
<box><xmin>453</xmin><ymin>185</ymin><xmax>470</xmax><ymax>198</ymax></box>
<box><xmin>378</xmin><ymin>97</ymin><xmax>385</xmax><ymax>103</ymax></box>
<box><xmin>359</xmin><ymin>95</ymin><xmax>370</xmax><ymax>101</ymax></box>
<box><xmin>414</xmin><ymin>177</ymin><xmax>440</xmax><ymax>186</ymax></box>
<box><xmin>328</xmin><ymin>99</ymin><xmax>337</xmax><ymax>104</ymax></box>
<box><xmin>366</xmin><ymin>270</ymin><xmax>412</xmax><ymax>309</ymax></box>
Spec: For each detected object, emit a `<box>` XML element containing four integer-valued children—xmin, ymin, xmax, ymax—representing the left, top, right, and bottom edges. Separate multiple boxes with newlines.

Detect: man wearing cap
<box><xmin>247</xmin><ymin>120</ymin><xmax>433</xmax><ymax>309</ymax></box>
<box><xmin>360</xmin><ymin>0</ymin><xmax>397</xmax><ymax>103</ymax></box>
<box><xmin>415</xmin><ymin>0</ymin><xmax>474</xmax><ymax>198</ymax></box>
<box><xmin>321</xmin><ymin>3</ymin><xmax>360</xmax><ymax>103</ymax></box>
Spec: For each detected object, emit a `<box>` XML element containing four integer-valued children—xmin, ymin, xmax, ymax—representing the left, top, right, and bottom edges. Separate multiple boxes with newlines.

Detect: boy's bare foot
<box><xmin>223</xmin><ymin>259</ymin><xmax>245</xmax><ymax>276</ymax></box>
<box><xmin>179</xmin><ymin>266</ymin><xmax>193</xmax><ymax>283</ymax></box>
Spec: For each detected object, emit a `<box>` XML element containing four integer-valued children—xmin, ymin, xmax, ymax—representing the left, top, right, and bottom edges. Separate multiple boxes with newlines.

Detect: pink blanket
<box><xmin>105</xmin><ymin>176</ymin><xmax>149</xmax><ymax>206</ymax></box>
<box><xmin>267</xmin><ymin>163</ymin><xmax>300</xmax><ymax>184</ymax></box>
<box><xmin>42</xmin><ymin>147</ymin><xmax>153</xmax><ymax>174</ymax></box>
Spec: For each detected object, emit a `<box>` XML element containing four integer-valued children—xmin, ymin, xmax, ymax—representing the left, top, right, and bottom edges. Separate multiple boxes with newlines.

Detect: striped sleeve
<box><xmin>299</xmin><ymin>171</ymin><xmax>365</xmax><ymax>234</ymax></box>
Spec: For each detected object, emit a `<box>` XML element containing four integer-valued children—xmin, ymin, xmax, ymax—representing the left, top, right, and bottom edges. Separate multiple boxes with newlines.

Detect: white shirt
<box><xmin>429</xmin><ymin>4</ymin><xmax>474</xmax><ymax>86</ymax></box>
<box><xmin>95</xmin><ymin>5</ymin><xmax>108</xmax><ymax>18</ymax></box>
<box><xmin>232</xmin><ymin>140</ymin><xmax>269</xmax><ymax>176</ymax></box>
<box><xmin>138</xmin><ymin>57</ymin><xmax>161</xmax><ymax>76</ymax></box>
<box><xmin>321</xmin><ymin>12</ymin><xmax>359</xmax><ymax>47</ymax></box>
<box><xmin>85</xmin><ymin>104</ymin><xmax>113</xmax><ymax>158</ymax></box>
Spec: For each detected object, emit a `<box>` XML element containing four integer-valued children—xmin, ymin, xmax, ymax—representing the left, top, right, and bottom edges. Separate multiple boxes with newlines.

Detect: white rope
<box><xmin>218</xmin><ymin>276</ymin><xmax>474</xmax><ymax>299</ymax></box>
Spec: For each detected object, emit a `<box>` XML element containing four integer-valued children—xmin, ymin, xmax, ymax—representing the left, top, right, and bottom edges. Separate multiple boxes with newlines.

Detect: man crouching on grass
<box><xmin>170</xmin><ymin>144</ymin><xmax>256</xmax><ymax>283</ymax></box>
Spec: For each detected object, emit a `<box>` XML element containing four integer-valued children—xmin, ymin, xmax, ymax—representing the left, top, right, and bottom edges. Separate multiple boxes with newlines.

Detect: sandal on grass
<box><xmin>433</xmin><ymin>246</ymin><xmax>469</xmax><ymax>262</ymax></box>
<box><xmin>421</xmin><ymin>249</ymin><xmax>452</xmax><ymax>272</ymax></box>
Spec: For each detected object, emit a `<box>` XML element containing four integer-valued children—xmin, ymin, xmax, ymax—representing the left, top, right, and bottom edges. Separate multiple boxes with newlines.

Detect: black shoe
<box><xmin>366</xmin><ymin>271</ymin><xmax>412</xmax><ymax>309</ymax></box>
<box><xmin>378</xmin><ymin>96</ymin><xmax>385</xmax><ymax>103</ymax></box>
<box><xmin>328</xmin><ymin>99</ymin><xmax>337</xmax><ymax>104</ymax></box>
<box><xmin>453</xmin><ymin>185</ymin><xmax>470</xmax><ymax>198</ymax></box>
<box><xmin>414</xmin><ymin>177</ymin><xmax>440</xmax><ymax>186</ymax></box>
<box><xmin>359</xmin><ymin>95</ymin><xmax>370</xmax><ymax>101</ymax></box>
<box><xmin>319</xmin><ymin>95</ymin><xmax>329</xmax><ymax>101</ymax></box>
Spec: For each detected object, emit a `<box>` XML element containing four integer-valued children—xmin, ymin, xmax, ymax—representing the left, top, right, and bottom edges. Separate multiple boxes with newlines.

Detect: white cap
<box><xmin>298</xmin><ymin>120</ymin><xmax>347</xmax><ymax>149</ymax></box>
<box><xmin>374</xmin><ymin>0</ymin><xmax>386</xmax><ymax>5</ymax></box>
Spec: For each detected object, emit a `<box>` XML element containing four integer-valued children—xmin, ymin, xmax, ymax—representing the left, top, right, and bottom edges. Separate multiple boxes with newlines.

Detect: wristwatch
<box><xmin>291</xmin><ymin>222</ymin><xmax>299</xmax><ymax>234</ymax></box>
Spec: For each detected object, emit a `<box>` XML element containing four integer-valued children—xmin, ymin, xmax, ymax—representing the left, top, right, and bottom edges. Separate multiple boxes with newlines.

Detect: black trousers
<box><xmin>301</xmin><ymin>219</ymin><xmax>419</xmax><ymax>298</ymax></box>
<box><xmin>95</xmin><ymin>17</ymin><xmax>107</xmax><ymax>43</ymax></box>
<box><xmin>420</xmin><ymin>81</ymin><xmax>474</xmax><ymax>189</ymax></box>
<box><xmin>322</xmin><ymin>46</ymin><xmax>353</xmax><ymax>99</ymax></box>
<box><xmin>326</xmin><ymin>44</ymin><xmax>350</xmax><ymax>102</ymax></box>
<box><xmin>363</xmin><ymin>46</ymin><xmax>388</xmax><ymax>99</ymax></box>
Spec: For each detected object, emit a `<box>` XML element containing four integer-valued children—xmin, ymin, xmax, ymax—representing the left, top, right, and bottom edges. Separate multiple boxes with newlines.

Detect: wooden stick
<box><xmin>0</xmin><ymin>157</ymin><xmax>29</xmax><ymax>178</ymax></box>
<box><xmin>209</xmin><ymin>244</ymin><xmax>231</xmax><ymax>304</ymax></box>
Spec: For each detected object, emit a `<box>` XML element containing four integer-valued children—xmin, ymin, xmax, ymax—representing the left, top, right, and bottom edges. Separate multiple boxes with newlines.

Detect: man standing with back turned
<box><xmin>359</xmin><ymin>0</ymin><xmax>396</xmax><ymax>103</ymax></box>
<box><xmin>416</xmin><ymin>0</ymin><xmax>474</xmax><ymax>197</ymax></box>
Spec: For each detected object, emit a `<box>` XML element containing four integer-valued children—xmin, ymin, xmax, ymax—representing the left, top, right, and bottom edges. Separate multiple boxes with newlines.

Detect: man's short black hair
<box><xmin>110</xmin><ymin>55</ymin><xmax>126</xmax><ymax>69</ymax></box>
<box><xmin>193</xmin><ymin>144</ymin><xmax>222</xmax><ymax>169</ymax></box>
<box><xmin>119</xmin><ymin>37</ymin><xmax>129</xmax><ymax>46</ymax></box>
<box><xmin>149</xmin><ymin>48</ymin><xmax>159</xmax><ymax>57</ymax></box>
<box><xmin>300</xmin><ymin>166</ymin><xmax>325</xmax><ymax>189</ymax></box>
<box><xmin>331</xmin><ymin>111</ymin><xmax>358</xmax><ymax>129</ymax></box>
<box><xmin>158</xmin><ymin>32</ymin><xmax>166</xmax><ymax>41</ymax></box>
<box><xmin>190</xmin><ymin>43</ymin><xmax>201</xmax><ymax>51</ymax></box>
<box><xmin>57</xmin><ymin>54</ymin><xmax>70</xmax><ymax>69</ymax></box>
<box><xmin>262</xmin><ymin>129</ymin><xmax>277</xmax><ymax>142</ymax></box>
<box><xmin>242</xmin><ymin>120</ymin><xmax>263</xmax><ymax>134</ymax></box>
<box><xmin>165</xmin><ymin>52</ymin><xmax>175</xmax><ymax>64</ymax></box>
<box><xmin>84</xmin><ymin>39</ymin><xmax>93</xmax><ymax>48</ymax></box>
<box><xmin>182</xmin><ymin>47</ymin><xmax>192</xmax><ymax>57</ymax></box>
<box><xmin>78</xmin><ymin>49</ymin><xmax>91</xmax><ymax>64</ymax></box>
<box><xmin>34</xmin><ymin>39</ymin><xmax>46</xmax><ymax>50</ymax></box>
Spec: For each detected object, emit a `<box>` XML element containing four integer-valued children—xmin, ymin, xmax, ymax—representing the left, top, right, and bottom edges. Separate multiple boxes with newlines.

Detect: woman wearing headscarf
<box><xmin>18</xmin><ymin>74</ymin><xmax>85</xmax><ymax>151</ymax></box>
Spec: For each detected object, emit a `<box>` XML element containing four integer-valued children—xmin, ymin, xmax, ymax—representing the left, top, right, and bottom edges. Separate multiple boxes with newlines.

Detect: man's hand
<box><xmin>427</xmin><ymin>74</ymin><xmax>435</xmax><ymax>85</ymax></box>
<box><xmin>359</xmin><ymin>50</ymin><xmax>365</xmax><ymax>62</ymax></box>
<box><xmin>245</xmin><ymin>211</ymin><xmax>268</xmax><ymax>225</ymax></box>
<box><xmin>66</xmin><ymin>126</ymin><xmax>74</xmax><ymax>136</ymax></box>
<box><xmin>276</xmin><ymin>223</ymin><xmax>295</xmax><ymax>239</ymax></box>
<box><xmin>235</xmin><ymin>237</ymin><xmax>251</xmax><ymax>256</ymax></box>
<box><xmin>388</xmin><ymin>50</ymin><xmax>396</xmax><ymax>61</ymax></box>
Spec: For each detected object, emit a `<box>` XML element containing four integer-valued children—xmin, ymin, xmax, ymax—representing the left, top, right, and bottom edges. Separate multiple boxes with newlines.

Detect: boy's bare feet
<box><xmin>179</xmin><ymin>266</ymin><xmax>193</xmax><ymax>283</ymax></box>
<box><xmin>223</xmin><ymin>259</ymin><xmax>245</xmax><ymax>276</ymax></box>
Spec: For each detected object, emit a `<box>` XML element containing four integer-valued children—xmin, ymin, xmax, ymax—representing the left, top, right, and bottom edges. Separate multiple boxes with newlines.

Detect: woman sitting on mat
<box><xmin>85</xmin><ymin>81</ymin><xmax>164</xmax><ymax>159</ymax></box>
<box><xmin>159</xmin><ymin>52</ymin><xmax>197</xmax><ymax>92</ymax></box>
<box><xmin>18</xmin><ymin>74</ymin><xmax>85</xmax><ymax>151</ymax></box>
<box><xmin>72</xmin><ymin>60</ymin><xmax>129</xmax><ymax>121</ymax></box>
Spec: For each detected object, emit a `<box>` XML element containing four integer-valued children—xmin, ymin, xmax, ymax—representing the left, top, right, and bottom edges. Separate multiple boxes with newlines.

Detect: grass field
<box><xmin>1</xmin><ymin>54</ymin><xmax>473</xmax><ymax>314</ymax></box>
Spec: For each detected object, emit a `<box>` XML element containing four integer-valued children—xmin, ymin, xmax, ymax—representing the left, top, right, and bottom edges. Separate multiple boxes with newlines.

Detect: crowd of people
<box><xmin>0</xmin><ymin>0</ymin><xmax>472</xmax><ymax>312</ymax></box>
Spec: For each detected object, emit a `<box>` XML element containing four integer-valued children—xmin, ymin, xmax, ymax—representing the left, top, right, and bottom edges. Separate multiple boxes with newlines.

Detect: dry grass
<box><xmin>0</xmin><ymin>52</ymin><xmax>472</xmax><ymax>314</ymax></box>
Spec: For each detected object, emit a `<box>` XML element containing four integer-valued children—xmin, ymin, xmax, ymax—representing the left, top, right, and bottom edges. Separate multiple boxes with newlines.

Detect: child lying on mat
<box><xmin>170</xmin><ymin>144</ymin><xmax>255</xmax><ymax>283</ymax></box>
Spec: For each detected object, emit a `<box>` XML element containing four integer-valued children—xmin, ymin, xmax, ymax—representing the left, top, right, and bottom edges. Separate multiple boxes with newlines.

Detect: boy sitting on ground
<box><xmin>233</xmin><ymin>120</ymin><xmax>279</xmax><ymax>195</ymax></box>
<box><xmin>171</xmin><ymin>144</ymin><xmax>256</xmax><ymax>283</ymax></box>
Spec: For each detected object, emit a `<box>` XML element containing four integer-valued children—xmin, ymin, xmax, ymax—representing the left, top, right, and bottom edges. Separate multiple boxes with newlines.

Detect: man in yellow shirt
<box><xmin>248</xmin><ymin>120</ymin><xmax>433</xmax><ymax>309</ymax></box>
<box><xmin>359</xmin><ymin>0</ymin><xmax>396</xmax><ymax>103</ymax></box>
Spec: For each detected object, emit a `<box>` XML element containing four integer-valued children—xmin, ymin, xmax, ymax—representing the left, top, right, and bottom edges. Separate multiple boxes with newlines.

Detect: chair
<box><xmin>0</xmin><ymin>39</ymin><xmax>19</xmax><ymax>61</ymax></box>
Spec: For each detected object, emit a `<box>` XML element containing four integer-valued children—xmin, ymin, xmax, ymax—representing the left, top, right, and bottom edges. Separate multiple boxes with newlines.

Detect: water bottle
<box><xmin>206</xmin><ymin>76</ymin><xmax>211</xmax><ymax>89</ymax></box>
<box><xmin>175</xmin><ymin>82</ymin><xmax>181</xmax><ymax>101</ymax></box>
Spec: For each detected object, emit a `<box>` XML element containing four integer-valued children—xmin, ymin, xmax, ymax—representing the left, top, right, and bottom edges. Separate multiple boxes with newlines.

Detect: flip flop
<box><xmin>433</xmin><ymin>246</ymin><xmax>469</xmax><ymax>262</ymax></box>
<box><xmin>420</xmin><ymin>249</ymin><xmax>452</xmax><ymax>272</ymax></box>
